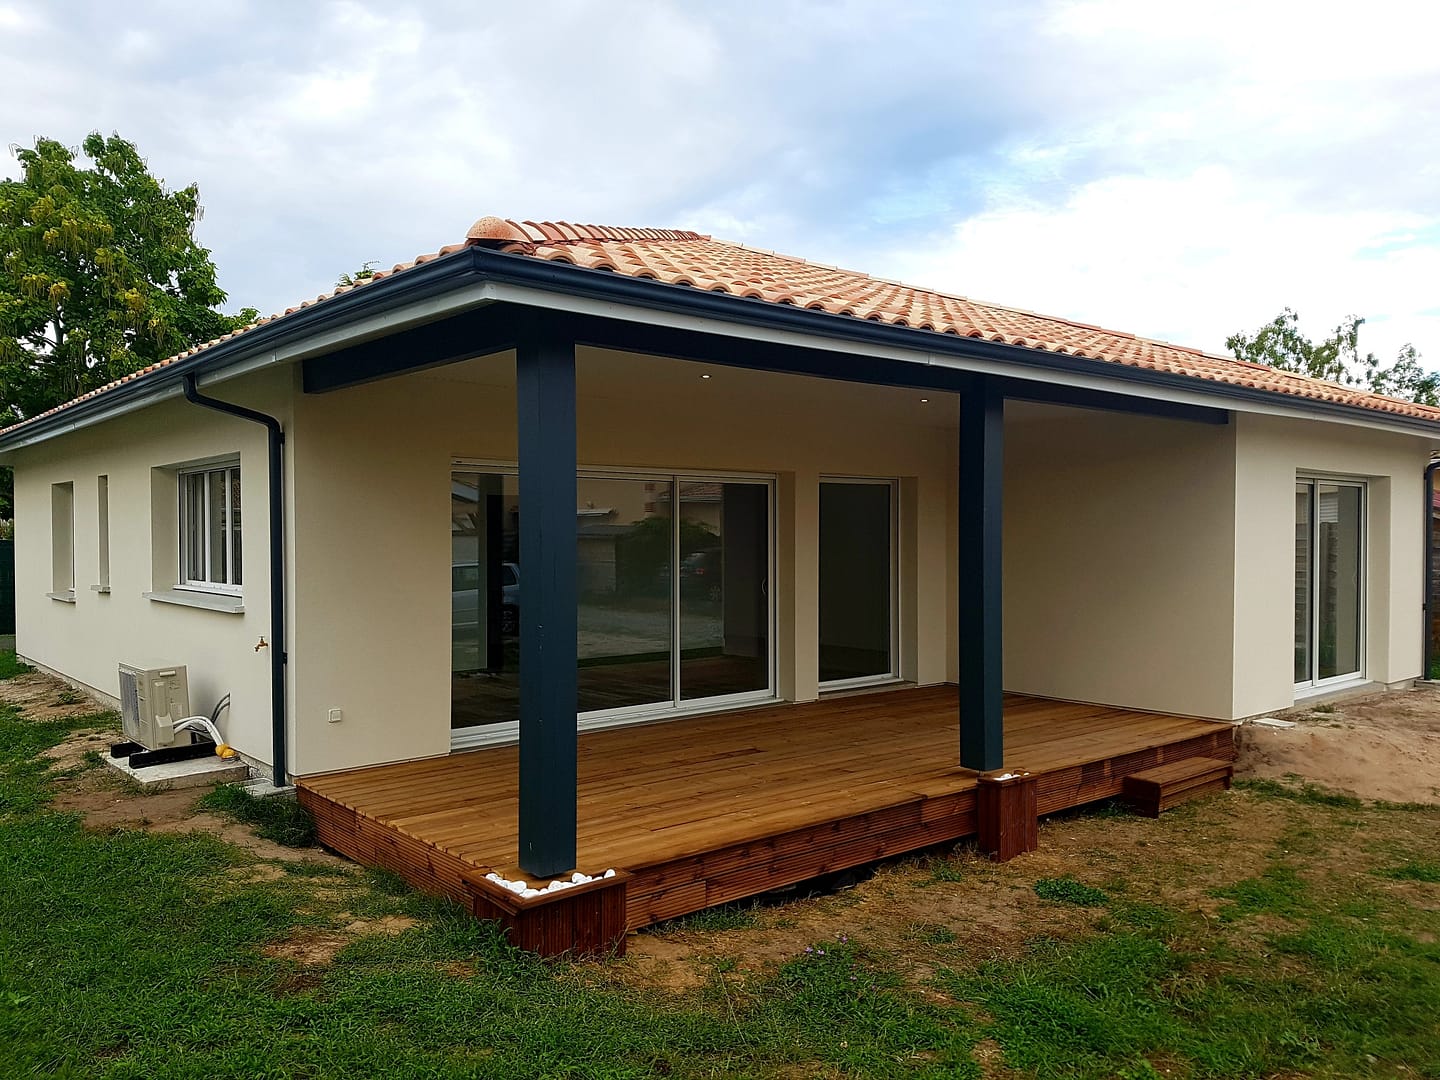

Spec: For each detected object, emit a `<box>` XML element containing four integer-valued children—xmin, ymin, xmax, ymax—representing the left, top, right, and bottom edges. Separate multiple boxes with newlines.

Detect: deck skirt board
<box><xmin>296</xmin><ymin>690</ymin><xmax>1234</xmax><ymax>940</ymax></box>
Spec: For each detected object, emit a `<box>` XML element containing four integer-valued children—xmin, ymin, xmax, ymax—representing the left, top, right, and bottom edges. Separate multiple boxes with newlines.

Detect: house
<box><xmin>4</xmin><ymin>217</ymin><xmax>1436</xmax><ymax>954</ymax></box>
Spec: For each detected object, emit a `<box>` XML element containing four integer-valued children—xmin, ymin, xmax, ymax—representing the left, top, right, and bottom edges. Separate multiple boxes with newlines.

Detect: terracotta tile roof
<box><xmin>4</xmin><ymin>216</ymin><xmax>1439</xmax><ymax>440</ymax></box>
<box><xmin>471</xmin><ymin>218</ymin><xmax>1440</xmax><ymax>425</ymax></box>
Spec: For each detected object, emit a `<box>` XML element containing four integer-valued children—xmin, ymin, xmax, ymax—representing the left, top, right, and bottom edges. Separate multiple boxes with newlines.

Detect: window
<box><xmin>179</xmin><ymin>463</ymin><xmax>242</xmax><ymax>592</ymax></box>
<box><xmin>50</xmin><ymin>482</ymin><xmax>75</xmax><ymax>598</ymax></box>
<box><xmin>96</xmin><ymin>475</ymin><xmax>110</xmax><ymax>590</ymax></box>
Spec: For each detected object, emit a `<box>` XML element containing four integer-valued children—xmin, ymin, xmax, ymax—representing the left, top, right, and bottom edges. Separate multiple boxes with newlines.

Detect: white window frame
<box><xmin>1294</xmin><ymin>474</ymin><xmax>1367</xmax><ymax>693</ymax></box>
<box><xmin>178</xmin><ymin>461</ymin><xmax>243</xmax><ymax>595</ymax></box>
<box><xmin>818</xmin><ymin>475</ymin><xmax>902</xmax><ymax>692</ymax></box>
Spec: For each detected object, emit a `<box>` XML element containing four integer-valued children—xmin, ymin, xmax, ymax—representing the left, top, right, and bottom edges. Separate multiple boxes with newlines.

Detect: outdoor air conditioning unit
<box><xmin>117</xmin><ymin>664</ymin><xmax>191</xmax><ymax>750</ymax></box>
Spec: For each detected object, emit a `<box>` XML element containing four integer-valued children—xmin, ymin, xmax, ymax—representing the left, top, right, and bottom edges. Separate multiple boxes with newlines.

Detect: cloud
<box><xmin>0</xmin><ymin>0</ymin><xmax>1436</xmax><ymax>367</ymax></box>
<box><xmin>885</xmin><ymin>166</ymin><xmax>1440</xmax><ymax>359</ymax></box>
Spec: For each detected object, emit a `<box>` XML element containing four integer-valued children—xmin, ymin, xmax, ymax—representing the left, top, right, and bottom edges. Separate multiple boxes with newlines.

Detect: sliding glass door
<box><xmin>452</xmin><ymin>466</ymin><xmax>774</xmax><ymax>740</ymax></box>
<box><xmin>819</xmin><ymin>479</ymin><xmax>898</xmax><ymax>688</ymax></box>
<box><xmin>1294</xmin><ymin>478</ymin><xmax>1364</xmax><ymax>688</ymax></box>
<box><xmin>580</xmin><ymin>475</ymin><xmax>773</xmax><ymax>716</ymax></box>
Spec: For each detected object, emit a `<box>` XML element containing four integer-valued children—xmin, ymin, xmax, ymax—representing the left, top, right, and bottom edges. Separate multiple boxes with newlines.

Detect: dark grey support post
<box><xmin>516</xmin><ymin>324</ymin><xmax>579</xmax><ymax>877</ymax></box>
<box><xmin>959</xmin><ymin>381</ymin><xmax>1004</xmax><ymax>772</ymax></box>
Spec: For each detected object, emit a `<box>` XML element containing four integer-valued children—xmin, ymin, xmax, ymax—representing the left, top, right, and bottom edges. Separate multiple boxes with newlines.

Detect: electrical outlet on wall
<box><xmin>327</xmin><ymin>708</ymin><xmax>343</xmax><ymax>724</ymax></box>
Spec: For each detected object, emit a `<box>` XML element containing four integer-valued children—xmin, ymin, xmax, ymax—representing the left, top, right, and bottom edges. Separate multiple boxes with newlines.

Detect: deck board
<box><xmin>297</xmin><ymin>688</ymin><xmax>1235</xmax><ymax>933</ymax></box>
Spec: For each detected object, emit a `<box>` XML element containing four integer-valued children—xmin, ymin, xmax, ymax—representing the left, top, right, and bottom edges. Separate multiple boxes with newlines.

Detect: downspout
<box><xmin>182</xmin><ymin>374</ymin><xmax>288</xmax><ymax>784</ymax></box>
<box><xmin>1426</xmin><ymin>460</ymin><xmax>1440</xmax><ymax>682</ymax></box>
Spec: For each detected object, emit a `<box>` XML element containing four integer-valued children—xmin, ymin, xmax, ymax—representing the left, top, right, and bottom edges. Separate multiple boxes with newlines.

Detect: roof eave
<box><xmin>0</xmin><ymin>248</ymin><xmax>485</xmax><ymax>454</ymax></box>
<box><xmin>466</xmin><ymin>248</ymin><xmax>1440</xmax><ymax>440</ymax></box>
<box><xmin>3</xmin><ymin>244</ymin><xmax>1438</xmax><ymax>453</ymax></box>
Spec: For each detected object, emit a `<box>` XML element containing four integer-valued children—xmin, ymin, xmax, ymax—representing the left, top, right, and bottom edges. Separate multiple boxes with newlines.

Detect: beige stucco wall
<box><xmin>10</xmin><ymin>368</ymin><xmax>292</xmax><ymax>769</ymax></box>
<box><xmin>1002</xmin><ymin>402</ymin><xmax>1240</xmax><ymax>719</ymax></box>
<box><xmin>11</xmin><ymin>342</ymin><xmax>1436</xmax><ymax>776</ymax></box>
<box><xmin>288</xmin><ymin>347</ymin><xmax>957</xmax><ymax>776</ymax></box>
<box><xmin>1231</xmin><ymin>412</ymin><xmax>1433</xmax><ymax>717</ymax></box>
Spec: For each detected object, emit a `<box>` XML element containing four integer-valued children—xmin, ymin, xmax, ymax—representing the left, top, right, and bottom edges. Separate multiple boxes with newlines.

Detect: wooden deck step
<box><xmin>1121</xmin><ymin>757</ymin><xmax>1233</xmax><ymax>817</ymax></box>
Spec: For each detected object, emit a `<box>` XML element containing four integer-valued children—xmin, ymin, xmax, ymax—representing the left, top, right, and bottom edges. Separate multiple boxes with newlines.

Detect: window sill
<box><xmin>143</xmin><ymin>589</ymin><xmax>245</xmax><ymax>614</ymax></box>
<box><xmin>46</xmin><ymin>591</ymin><xmax>76</xmax><ymax>604</ymax></box>
<box><xmin>90</xmin><ymin>584</ymin><xmax>111</xmax><ymax>595</ymax></box>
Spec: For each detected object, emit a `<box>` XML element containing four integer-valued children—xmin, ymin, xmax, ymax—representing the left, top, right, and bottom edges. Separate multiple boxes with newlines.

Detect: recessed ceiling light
<box><xmin>920</xmin><ymin>397</ymin><xmax>929</xmax><ymax>403</ymax></box>
<box><xmin>700</xmin><ymin>374</ymin><xmax>712</xmax><ymax>379</ymax></box>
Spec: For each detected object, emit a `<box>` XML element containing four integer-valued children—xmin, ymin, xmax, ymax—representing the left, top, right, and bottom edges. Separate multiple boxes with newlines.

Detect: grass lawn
<box><xmin>1</xmin><ymin>657</ymin><xmax>1437</xmax><ymax>1077</ymax></box>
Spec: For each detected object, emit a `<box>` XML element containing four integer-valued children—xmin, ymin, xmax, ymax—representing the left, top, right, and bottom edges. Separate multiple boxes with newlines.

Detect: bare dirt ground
<box><xmin>1236</xmin><ymin>682</ymin><xmax>1440</xmax><ymax>804</ymax></box>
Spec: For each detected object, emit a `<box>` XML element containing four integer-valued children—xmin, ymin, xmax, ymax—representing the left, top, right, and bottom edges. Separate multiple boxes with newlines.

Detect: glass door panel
<box><xmin>819</xmin><ymin>481</ymin><xmax>895</xmax><ymax>684</ymax></box>
<box><xmin>1295</xmin><ymin>478</ymin><xmax>1364</xmax><ymax>687</ymax></box>
<box><xmin>451</xmin><ymin>470</ymin><xmax>520</xmax><ymax>730</ymax></box>
<box><xmin>1316</xmin><ymin>483</ymin><xmax>1362</xmax><ymax>680</ymax></box>
<box><xmin>679</xmin><ymin>481</ymin><xmax>770</xmax><ymax>701</ymax></box>
<box><xmin>576</xmin><ymin>478</ymin><xmax>673</xmax><ymax>713</ymax></box>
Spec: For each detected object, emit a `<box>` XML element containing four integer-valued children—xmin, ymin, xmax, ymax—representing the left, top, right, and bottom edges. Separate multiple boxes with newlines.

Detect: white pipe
<box><xmin>172</xmin><ymin>716</ymin><xmax>238</xmax><ymax>758</ymax></box>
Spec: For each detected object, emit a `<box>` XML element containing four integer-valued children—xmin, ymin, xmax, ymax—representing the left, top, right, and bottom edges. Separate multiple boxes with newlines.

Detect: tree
<box><xmin>1227</xmin><ymin>307</ymin><xmax>1438</xmax><ymax>406</ymax></box>
<box><xmin>0</xmin><ymin>133</ymin><xmax>257</xmax><ymax>430</ymax></box>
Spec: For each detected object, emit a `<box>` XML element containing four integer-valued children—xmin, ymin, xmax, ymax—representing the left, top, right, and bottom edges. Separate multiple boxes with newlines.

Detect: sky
<box><xmin>2</xmin><ymin>0</ymin><xmax>1438</xmax><ymax>365</ymax></box>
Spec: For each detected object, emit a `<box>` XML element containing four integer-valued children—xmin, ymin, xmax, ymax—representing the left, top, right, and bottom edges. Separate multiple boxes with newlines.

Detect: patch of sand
<box><xmin>1237</xmin><ymin>684</ymin><xmax>1440</xmax><ymax>804</ymax></box>
<box><xmin>263</xmin><ymin>915</ymin><xmax>419</xmax><ymax>966</ymax></box>
<box><xmin>0</xmin><ymin>671</ymin><xmax>110</xmax><ymax>722</ymax></box>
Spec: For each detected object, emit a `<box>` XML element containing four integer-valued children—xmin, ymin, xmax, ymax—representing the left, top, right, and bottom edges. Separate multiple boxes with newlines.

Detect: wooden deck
<box><xmin>297</xmin><ymin>688</ymin><xmax>1235</xmax><ymax>936</ymax></box>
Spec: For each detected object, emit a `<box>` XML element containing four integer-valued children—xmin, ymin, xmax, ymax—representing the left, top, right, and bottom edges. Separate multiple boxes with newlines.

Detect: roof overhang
<box><xmin>3</xmin><ymin>244</ymin><xmax>1439</xmax><ymax>455</ymax></box>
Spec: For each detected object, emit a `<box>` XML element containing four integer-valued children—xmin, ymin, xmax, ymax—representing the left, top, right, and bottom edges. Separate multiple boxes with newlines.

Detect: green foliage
<box><xmin>336</xmin><ymin>261</ymin><xmax>377</xmax><ymax>287</ymax></box>
<box><xmin>0</xmin><ymin>649</ymin><xmax>33</xmax><ymax>680</ymax></box>
<box><xmin>928</xmin><ymin>856</ymin><xmax>967</xmax><ymax>883</ymax></box>
<box><xmin>659</xmin><ymin>899</ymin><xmax>762</xmax><ymax>932</ymax></box>
<box><xmin>776</xmin><ymin>940</ymin><xmax>980</xmax><ymax>1077</ymax></box>
<box><xmin>1210</xmin><ymin>863</ymin><xmax>1308</xmax><ymax>920</ymax></box>
<box><xmin>1034</xmin><ymin>875</ymin><xmax>1109</xmax><ymax>906</ymax></box>
<box><xmin>1378</xmin><ymin>860</ymin><xmax>1440</xmax><ymax>883</ymax></box>
<box><xmin>947</xmin><ymin>915</ymin><xmax>1440</xmax><ymax>1080</ymax></box>
<box><xmin>196</xmin><ymin>784</ymin><xmax>318</xmax><ymax>847</ymax></box>
<box><xmin>0</xmin><ymin>133</ymin><xmax>257</xmax><ymax>425</ymax></box>
<box><xmin>1227</xmin><ymin>307</ymin><xmax>1438</xmax><ymax>405</ymax></box>
<box><xmin>0</xmin><ymin>706</ymin><xmax>110</xmax><ymax>817</ymax></box>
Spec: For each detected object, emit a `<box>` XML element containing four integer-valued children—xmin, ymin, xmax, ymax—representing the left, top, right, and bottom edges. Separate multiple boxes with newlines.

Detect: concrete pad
<box><xmin>1248</xmin><ymin>716</ymin><xmax>1298</xmax><ymax>729</ymax></box>
<box><xmin>240</xmin><ymin>777</ymin><xmax>297</xmax><ymax>799</ymax></box>
<box><xmin>105</xmin><ymin>752</ymin><xmax>250</xmax><ymax>792</ymax></box>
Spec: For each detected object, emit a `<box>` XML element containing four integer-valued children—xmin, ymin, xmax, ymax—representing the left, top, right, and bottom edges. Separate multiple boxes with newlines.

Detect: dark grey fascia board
<box><xmin>5</xmin><ymin>241</ymin><xmax>1440</xmax><ymax>450</ymax></box>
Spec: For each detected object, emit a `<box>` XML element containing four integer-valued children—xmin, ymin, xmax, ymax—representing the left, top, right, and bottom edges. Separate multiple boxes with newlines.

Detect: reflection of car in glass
<box><xmin>680</xmin><ymin>549</ymin><xmax>721</xmax><ymax>602</ymax></box>
<box><xmin>452</xmin><ymin>562</ymin><xmax>520</xmax><ymax>638</ymax></box>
